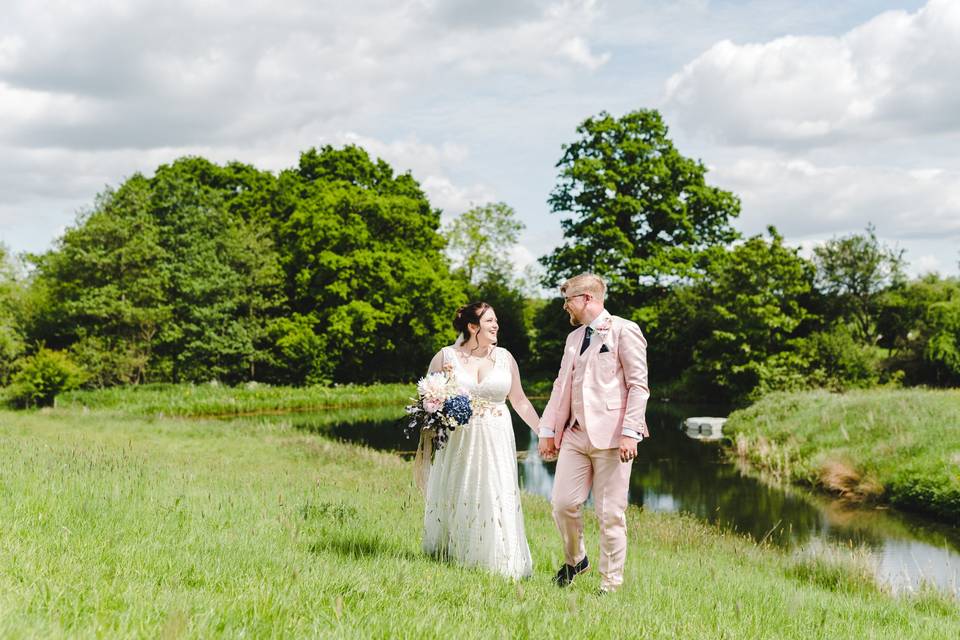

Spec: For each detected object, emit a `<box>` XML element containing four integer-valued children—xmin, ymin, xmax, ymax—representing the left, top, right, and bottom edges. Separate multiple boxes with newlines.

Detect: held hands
<box><xmin>538</xmin><ymin>436</ymin><xmax>558</xmax><ymax>461</ymax></box>
<box><xmin>619</xmin><ymin>436</ymin><xmax>638</xmax><ymax>463</ymax></box>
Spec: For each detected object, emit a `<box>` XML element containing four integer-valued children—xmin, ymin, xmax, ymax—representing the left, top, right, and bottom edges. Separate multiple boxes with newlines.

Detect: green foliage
<box><xmin>25</xmin><ymin>146</ymin><xmax>461</xmax><ymax>388</ymax></box>
<box><xmin>690</xmin><ymin>229</ymin><xmax>816</xmax><ymax>402</ymax></box>
<box><xmin>276</xmin><ymin>146</ymin><xmax>463</xmax><ymax>383</ymax></box>
<box><xmin>878</xmin><ymin>275</ymin><xmax>960</xmax><ymax>386</ymax></box>
<box><xmin>30</xmin><ymin>160</ymin><xmax>285</xmax><ymax>385</ymax></box>
<box><xmin>263</xmin><ymin>313</ymin><xmax>330</xmax><ymax>385</ymax></box>
<box><xmin>0</xmin><ymin>244</ymin><xmax>25</xmax><ymax>385</ymax></box>
<box><xmin>6</xmin><ymin>348</ymin><xmax>87</xmax><ymax>408</ymax></box>
<box><xmin>445</xmin><ymin>202</ymin><xmax>524</xmax><ymax>285</ymax></box>
<box><xmin>924</xmin><ymin>297</ymin><xmax>960</xmax><ymax>384</ymax></box>
<box><xmin>643</xmin><ymin>283</ymin><xmax>711</xmax><ymax>385</ymax></box>
<box><xmin>754</xmin><ymin>326</ymin><xmax>884</xmax><ymax>398</ymax></box>
<box><xmin>542</xmin><ymin>108</ymin><xmax>740</xmax><ymax>306</ymax></box>
<box><xmin>812</xmin><ymin>225</ymin><xmax>905</xmax><ymax>343</ymax></box>
<box><xmin>529</xmin><ymin>296</ymin><xmax>575</xmax><ymax>373</ymax></box>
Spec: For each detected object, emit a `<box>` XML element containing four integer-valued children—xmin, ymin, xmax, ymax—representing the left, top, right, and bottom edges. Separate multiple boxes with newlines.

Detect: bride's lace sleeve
<box><xmin>426</xmin><ymin>349</ymin><xmax>446</xmax><ymax>374</ymax></box>
<box><xmin>504</xmin><ymin>349</ymin><xmax>540</xmax><ymax>435</ymax></box>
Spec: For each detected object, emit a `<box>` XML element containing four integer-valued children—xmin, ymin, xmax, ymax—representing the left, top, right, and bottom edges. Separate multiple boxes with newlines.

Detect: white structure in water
<box><xmin>683</xmin><ymin>417</ymin><xmax>726</xmax><ymax>440</ymax></box>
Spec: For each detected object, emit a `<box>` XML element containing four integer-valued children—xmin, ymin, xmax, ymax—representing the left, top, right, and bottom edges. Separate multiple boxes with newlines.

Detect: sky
<box><xmin>2</xmin><ymin>0</ymin><xmax>958</xmax><ymax>278</ymax></box>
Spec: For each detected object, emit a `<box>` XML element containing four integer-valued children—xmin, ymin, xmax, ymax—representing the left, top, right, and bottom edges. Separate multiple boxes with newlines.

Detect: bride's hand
<box><xmin>538</xmin><ymin>437</ymin><xmax>558</xmax><ymax>461</ymax></box>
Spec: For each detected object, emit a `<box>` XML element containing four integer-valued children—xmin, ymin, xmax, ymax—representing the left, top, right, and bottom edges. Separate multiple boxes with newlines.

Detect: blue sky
<box><xmin>2</xmin><ymin>0</ymin><xmax>956</xmax><ymax>277</ymax></box>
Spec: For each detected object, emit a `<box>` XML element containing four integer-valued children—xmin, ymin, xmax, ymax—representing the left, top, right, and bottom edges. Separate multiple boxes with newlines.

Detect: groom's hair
<box><xmin>560</xmin><ymin>273</ymin><xmax>606</xmax><ymax>302</ymax></box>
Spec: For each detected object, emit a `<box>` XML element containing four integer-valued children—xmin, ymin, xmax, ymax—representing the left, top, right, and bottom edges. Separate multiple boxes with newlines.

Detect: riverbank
<box><xmin>1</xmin><ymin>405</ymin><xmax>957</xmax><ymax>637</ymax></box>
<box><xmin>725</xmin><ymin>388</ymin><xmax>960</xmax><ymax>521</ymax></box>
<box><xmin>54</xmin><ymin>381</ymin><xmax>414</xmax><ymax>417</ymax></box>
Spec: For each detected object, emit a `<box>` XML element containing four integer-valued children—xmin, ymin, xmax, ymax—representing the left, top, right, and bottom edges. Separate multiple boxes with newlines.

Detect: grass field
<box><xmin>1</xmin><ymin>401</ymin><xmax>958</xmax><ymax>637</ymax></box>
<box><xmin>55</xmin><ymin>382</ymin><xmax>415</xmax><ymax>417</ymax></box>
<box><xmin>725</xmin><ymin>388</ymin><xmax>960</xmax><ymax>521</ymax></box>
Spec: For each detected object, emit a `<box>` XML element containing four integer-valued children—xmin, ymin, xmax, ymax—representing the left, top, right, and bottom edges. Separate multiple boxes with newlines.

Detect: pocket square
<box><xmin>599</xmin><ymin>344</ymin><xmax>610</xmax><ymax>353</ymax></box>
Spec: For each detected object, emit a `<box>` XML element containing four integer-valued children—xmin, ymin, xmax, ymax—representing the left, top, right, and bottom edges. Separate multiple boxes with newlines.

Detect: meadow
<box><xmin>1</xmin><ymin>400</ymin><xmax>958</xmax><ymax>638</ymax></box>
<box><xmin>725</xmin><ymin>388</ymin><xmax>960</xmax><ymax>521</ymax></box>
<box><xmin>54</xmin><ymin>382</ymin><xmax>415</xmax><ymax>417</ymax></box>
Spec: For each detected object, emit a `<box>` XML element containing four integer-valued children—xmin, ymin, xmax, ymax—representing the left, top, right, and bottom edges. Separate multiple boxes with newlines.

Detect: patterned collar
<box><xmin>587</xmin><ymin>309</ymin><xmax>612</xmax><ymax>332</ymax></box>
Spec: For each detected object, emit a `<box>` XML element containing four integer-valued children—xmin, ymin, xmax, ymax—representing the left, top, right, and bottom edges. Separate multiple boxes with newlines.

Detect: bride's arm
<box><xmin>506</xmin><ymin>351</ymin><xmax>540</xmax><ymax>435</ymax></box>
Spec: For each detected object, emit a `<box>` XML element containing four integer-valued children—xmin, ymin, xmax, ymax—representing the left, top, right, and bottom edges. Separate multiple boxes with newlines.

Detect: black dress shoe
<box><xmin>553</xmin><ymin>555</ymin><xmax>589</xmax><ymax>587</ymax></box>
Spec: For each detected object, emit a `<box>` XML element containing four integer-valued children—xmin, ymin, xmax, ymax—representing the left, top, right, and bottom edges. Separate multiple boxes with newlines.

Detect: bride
<box><xmin>420</xmin><ymin>301</ymin><xmax>541</xmax><ymax>579</ymax></box>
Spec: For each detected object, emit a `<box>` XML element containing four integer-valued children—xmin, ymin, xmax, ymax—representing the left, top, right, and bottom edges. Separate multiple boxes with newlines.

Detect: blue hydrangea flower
<box><xmin>443</xmin><ymin>394</ymin><xmax>473</xmax><ymax>426</ymax></box>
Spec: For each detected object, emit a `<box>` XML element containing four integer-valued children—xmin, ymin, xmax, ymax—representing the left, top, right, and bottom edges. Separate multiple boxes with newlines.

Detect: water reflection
<box><xmin>258</xmin><ymin>401</ymin><xmax>960</xmax><ymax>595</ymax></box>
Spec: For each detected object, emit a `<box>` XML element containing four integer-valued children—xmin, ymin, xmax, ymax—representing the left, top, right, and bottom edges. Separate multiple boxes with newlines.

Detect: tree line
<box><xmin>1</xmin><ymin>109</ymin><xmax>958</xmax><ymax>407</ymax></box>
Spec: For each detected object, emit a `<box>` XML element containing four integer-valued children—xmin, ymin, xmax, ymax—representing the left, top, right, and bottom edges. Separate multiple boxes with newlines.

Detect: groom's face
<box><xmin>562</xmin><ymin>292</ymin><xmax>589</xmax><ymax>326</ymax></box>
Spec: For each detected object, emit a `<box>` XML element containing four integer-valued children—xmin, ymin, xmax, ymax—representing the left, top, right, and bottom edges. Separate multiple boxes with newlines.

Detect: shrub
<box><xmin>6</xmin><ymin>348</ymin><xmax>88</xmax><ymax>408</ymax></box>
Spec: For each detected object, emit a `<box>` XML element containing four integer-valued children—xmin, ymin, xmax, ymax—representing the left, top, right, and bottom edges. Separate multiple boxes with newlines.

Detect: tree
<box><xmin>0</xmin><ymin>244</ymin><xmax>25</xmax><ymax>385</ymax></box>
<box><xmin>879</xmin><ymin>274</ymin><xmax>960</xmax><ymax>385</ymax></box>
<box><xmin>25</xmin><ymin>146</ymin><xmax>467</xmax><ymax>387</ymax></box>
<box><xmin>690</xmin><ymin>228</ymin><xmax>816</xmax><ymax>401</ymax></box>
<box><xmin>924</xmin><ymin>296</ymin><xmax>960</xmax><ymax>385</ymax></box>
<box><xmin>445</xmin><ymin>202</ymin><xmax>524</xmax><ymax>285</ymax></box>
<box><xmin>30</xmin><ymin>158</ymin><xmax>285</xmax><ymax>385</ymax></box>
<box><xmin>541</xmin><ymin>109</ymin><xmax>740</xmax><ymax>308</ymax></box>
<box><xmin>29</xmin><ymin>177</ymin><xmax>171</xmax><ymax>385</ymax></box>
<box><xmin>443</xmin><ymin>201</ymin><xmax>536</xmax><ymax>367</ymax></box>
<box><xmin>812</xmin><ymin>224</ymin><xmax>905</xmax><ymax>343</ymax></box>
<box><xmin>274</xmin><ymin>145</ymin><xmax>464</xmax><ymax>383</ymax></box>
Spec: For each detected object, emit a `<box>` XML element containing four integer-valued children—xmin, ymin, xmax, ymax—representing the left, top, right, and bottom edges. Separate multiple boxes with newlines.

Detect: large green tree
<box><xmin>273</xmin><ymin>146</ymin><xmax>463</xmax><ymax>383</ymax></box>
<box><xmin>30</xmin><ymin>158</ymin><xmax>284</xmax><ymax>385</ymax></box>
<box><xmin>690</xmin><ymin>229</ymin><xmax>816</xmax><ymax>401</ymax></box>
<box><xmin>29</xmin><ymin>178</ymin><xmax>170</xmax><ymax>385</ymax></box>
<box><xmin>542</xmin><ymin>109</ymin><xmax>741</xmax><ymax>309</ymax></box>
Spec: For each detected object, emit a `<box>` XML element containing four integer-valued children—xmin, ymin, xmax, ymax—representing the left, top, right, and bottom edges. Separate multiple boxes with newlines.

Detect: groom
<box><xmin>538</xmin><ymin>273</ymin><xmax>649</xmax><ymax>593</ymax></box>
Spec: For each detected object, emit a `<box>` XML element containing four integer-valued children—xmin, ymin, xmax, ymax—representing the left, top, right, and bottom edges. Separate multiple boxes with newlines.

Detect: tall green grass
<box><xmin>55</xmin><ymin>382</ymin><xmax>414</xmax><ymax>417</ymax></box>
<box><xmin>725</xmin><ymin>388</ymin><xmax>960</xmax><ymax>521</ymax></box>
<box><xmin>1</xmin><ymin>406</ymin><xmax>957</xmax><ymax>637</ymax></box>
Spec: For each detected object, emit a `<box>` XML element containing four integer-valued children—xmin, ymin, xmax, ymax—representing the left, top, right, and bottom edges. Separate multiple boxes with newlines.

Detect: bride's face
<box><xmin>470</xmin><ymin>309</ymin><xmax>499</xmax><ymax>346</ymax></box>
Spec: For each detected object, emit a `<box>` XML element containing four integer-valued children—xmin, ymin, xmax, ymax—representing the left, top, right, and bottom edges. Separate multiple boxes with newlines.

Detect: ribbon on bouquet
<box><xmin>413</xmin><ymin>428</ymin><xmax>433</xmax><ymax>495</ymax></box>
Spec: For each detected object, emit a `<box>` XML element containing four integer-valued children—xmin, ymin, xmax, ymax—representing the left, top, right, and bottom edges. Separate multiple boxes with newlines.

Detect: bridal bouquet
<box><xmin>405</xmin><ymin>369</ymin><xmax>473</xmax><ymax>450</ymax></box>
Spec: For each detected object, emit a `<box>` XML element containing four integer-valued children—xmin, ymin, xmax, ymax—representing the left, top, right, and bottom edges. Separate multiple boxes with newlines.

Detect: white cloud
<box><xmin>664</xmin><ymin>0</ymin><xmax>960</xmax><ymax>147</ymax></box>
<box><xmin>421</xmin><ymin>176</ymin><xmax>498</xmax><ymax>220</ymax></box>
<box><xmin>911</xmin><ymin>254</ymin><xmax>944</xmax><ymax>275</ymax></box>
<box><xmin>559</xmin><ymin>36</ymin><xmax>610</xmax><ymax>70</ymax></box>
<box><xmin>0</xmin><ymin>0</ymin><xmax>957</xmax><ymax>281</ymax></box>
<box><xmin>712</xmin><ymin>158</ymin><xmax>960</xmax><ymax>240</ymax></box>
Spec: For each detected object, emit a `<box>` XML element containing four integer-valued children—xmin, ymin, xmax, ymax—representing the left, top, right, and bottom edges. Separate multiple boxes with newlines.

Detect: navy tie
<box><xmin>579</xmin><ymin>326</ymin><xmax>593</xmax><ymax>355</ymax></box>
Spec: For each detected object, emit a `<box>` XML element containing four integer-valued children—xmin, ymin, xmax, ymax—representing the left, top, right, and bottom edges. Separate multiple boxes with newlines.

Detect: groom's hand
<box><xmin>618</xmin><ymin>436</ymin><xmax>638</xmax><ymax>463</ymax></box>
<box><xmin>538</xmin><ymin>437</ymin><xmax>558</xmax><ymax>461</ymax></box>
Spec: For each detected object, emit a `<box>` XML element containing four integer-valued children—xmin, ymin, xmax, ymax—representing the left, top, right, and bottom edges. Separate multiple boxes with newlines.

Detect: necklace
<box><xmin>456</xmin><ymin>346</ymin><xmax>493</xmax><ymax>361</ymax></box>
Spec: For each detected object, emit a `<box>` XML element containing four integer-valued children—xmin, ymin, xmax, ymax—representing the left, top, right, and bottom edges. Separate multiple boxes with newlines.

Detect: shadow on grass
<box><xmin>308</xmin><ymin>531</ymin><xmax>420</xmax><ymax>562</ymax></box>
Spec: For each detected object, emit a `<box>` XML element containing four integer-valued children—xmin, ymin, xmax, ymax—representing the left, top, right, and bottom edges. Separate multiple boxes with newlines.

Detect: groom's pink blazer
<box><xmin>540</xmin><ymin>314</ymin><xmax>650</xmax><ymax>449</ymax></box>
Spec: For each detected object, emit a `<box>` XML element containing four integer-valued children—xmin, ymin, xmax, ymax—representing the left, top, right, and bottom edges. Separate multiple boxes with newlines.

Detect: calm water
<box><xmin>272</xmin><ymin>402</ymin><xmax>960</xmax><ymax>595</ymax></box>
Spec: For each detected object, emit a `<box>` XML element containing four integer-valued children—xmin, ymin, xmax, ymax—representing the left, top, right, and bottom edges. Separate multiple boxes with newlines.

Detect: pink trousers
<box><xmin>551</xmin><ymin>425</ymin><xmax>633</xmax><ymax>590</ymax></box>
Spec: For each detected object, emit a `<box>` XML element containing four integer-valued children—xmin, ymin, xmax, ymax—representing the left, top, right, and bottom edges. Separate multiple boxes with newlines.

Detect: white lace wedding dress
<box><xmin>422</xmin><ymin>346</ymin><xmax>533</xmax><ymax>579</ymax></box>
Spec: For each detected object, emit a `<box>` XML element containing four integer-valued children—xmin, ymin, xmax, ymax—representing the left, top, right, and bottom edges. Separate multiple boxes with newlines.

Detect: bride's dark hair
<box><xmin>453</xmin><ymin>301</ymin><xmax>493</xmax><ymax>350</ymax></box>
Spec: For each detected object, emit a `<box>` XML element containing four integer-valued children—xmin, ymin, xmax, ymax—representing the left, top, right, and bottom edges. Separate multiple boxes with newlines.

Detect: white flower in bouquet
<box><xmin>417</xmin><ymin>372</ymin><xmax>457</xmax><ymax>405</ymax></box>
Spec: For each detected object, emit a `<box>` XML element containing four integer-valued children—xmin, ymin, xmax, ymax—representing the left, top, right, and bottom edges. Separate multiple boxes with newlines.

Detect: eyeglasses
<box><xmin>563</xmin><ymin>293</ymin><xmax>586</xmax><ymax>303</ymax></box>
